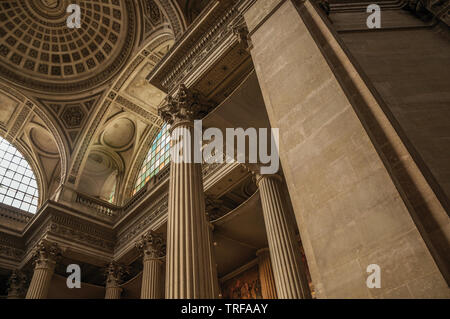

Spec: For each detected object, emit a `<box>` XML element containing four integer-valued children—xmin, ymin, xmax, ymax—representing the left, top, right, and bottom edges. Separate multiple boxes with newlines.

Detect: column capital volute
<box><xmin>135</xmin><ymin>230</ymin><xmax>166</xmax><ymax>260</ymax></box>
<box><xmin>158</xmin><ymin>84</ymin><xmax>214</xmax><ymax>129</ymax></box>
<box><xmin>31</xmin><ymin>240</ymin><xmax>61</xmax><ymax>269</ymax></box>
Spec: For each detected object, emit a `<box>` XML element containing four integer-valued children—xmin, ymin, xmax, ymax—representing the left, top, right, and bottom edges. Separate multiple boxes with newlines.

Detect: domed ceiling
<box><xmin>0</xmin><ymin>0</ymin><xmax>137</xmax><ymax>93</ymax></box>
<box><xmin>0</xmin><ymin>0</ymin><xmax>187</xmax><ymax>203</ymax></box>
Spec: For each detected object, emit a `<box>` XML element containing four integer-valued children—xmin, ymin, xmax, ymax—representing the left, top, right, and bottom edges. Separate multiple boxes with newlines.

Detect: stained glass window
<box><xmin>0</xmin><ymin>136</ymin><xmax>39</xmax><ymax>214</ymax></box>
<box><xmin>133</xmin><ymin>124</ymin><xmax>170</xmax><ymax>195</ymax></box>
<box><xmin>108</xmin><ymin>182</ymin><xmax>116</xmax><ymax>204</ymax></box>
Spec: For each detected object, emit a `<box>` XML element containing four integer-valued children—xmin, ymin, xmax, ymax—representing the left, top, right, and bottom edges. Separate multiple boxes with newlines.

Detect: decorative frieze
<box><xmin>0</xmin><ymin>245</ymin><xmax>23</xmax><ymax>261</ymax></box>
<box><xmin>116</xmin><ymin>194</ymin><xmax>168</xmax><ymax>249</ymax></box>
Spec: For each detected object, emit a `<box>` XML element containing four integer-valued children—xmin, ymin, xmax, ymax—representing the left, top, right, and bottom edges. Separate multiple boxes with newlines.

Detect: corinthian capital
<box><xmin>135</xmin><ymin>230</ymin><xmax>166</xmax><ymax>260</ymax></box>
<box><xmin>158</xmin><ymin>84</ymin><xmax>213</xmax><ymax>126</ymax></box>
<box><xmin>31</xmin><ymin>240</ymin><xmax>61</xmax><ymax>269</ymax></box>
<box><xmin>7</xmin><ymin>270</ymin><xmax>27</xmax><ymax>298</ymax></box>
<box><xmin>105</xmin><ymin>261</ymin><xmax>128</xmax><ymax>287</ymax></box>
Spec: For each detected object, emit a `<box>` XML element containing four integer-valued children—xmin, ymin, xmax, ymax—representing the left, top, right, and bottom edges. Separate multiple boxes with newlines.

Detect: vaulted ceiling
<box><xmin>0</xmin><ymin>0</ymin><xmax>209</xmax><ymax>206</ymax></box>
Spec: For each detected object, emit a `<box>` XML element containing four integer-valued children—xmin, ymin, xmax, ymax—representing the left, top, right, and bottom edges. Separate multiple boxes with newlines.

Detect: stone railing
<box><xmin>75</xmin><ymin>192</ymin><xmax>121</xmax><ymax>218</ymax></box>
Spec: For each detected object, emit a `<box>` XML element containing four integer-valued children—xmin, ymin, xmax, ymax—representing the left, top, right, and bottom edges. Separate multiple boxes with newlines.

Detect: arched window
<box><xmin>133</xmin><ymin>124</ymin><xmax>170</xmax><ymax>195</ymax></box>
<box><xmin>0</xmin><ymin>136</ymin><xmax>39</xmax><ymax>213</ymax></box>
<box><xmin>108</xmin><ymin>182</ymin><xmax>116</xmax><ymax>204</ymax></box>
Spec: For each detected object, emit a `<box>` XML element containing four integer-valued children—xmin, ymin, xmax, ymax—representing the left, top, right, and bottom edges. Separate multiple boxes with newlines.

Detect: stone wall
<box><xmin>244</xmin><ymin>0</ymin><xmax>449</xmax><ymax>298</ymax></box>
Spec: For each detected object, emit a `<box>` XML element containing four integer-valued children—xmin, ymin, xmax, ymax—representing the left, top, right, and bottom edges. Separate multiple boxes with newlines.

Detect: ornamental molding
<box><xmin>116</xmin><ymin>193</ymin><xmax>168</xmax><ymax>250</ymax></box>
<box><xmin>0</xmin><ymin>244</ymin><xmax>23</xmax><ymax>262</ymax></box>
<box><xmin>156</xmin><ymin>0</ymin><xmax>186</xmax><ymax>39</ymax></box>
<box><xmin>47</xmin><ymin>221</ymin><xmax>115</xmax><ymax>252</ymax></box>
<box><xmin>115</xmin><ymin>95</ymin><xmax>163</xmax><ymax>125</ymax></box>
<box><xmin>147</xmin><ymin>0</ymin><xmax>241</xmax><ymax>92</ymax></box>
<box><xmin>0</xmin><ymin>203</ymin><xmax>34</xmax><ymax>225</ymax></box>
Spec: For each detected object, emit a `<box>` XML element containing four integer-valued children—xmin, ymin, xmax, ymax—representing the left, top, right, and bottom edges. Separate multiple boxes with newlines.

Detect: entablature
<box><xmin>0</xmin><ymin>156</ymin><xmax>249</xmax><ymax>269</ymax></box>
<box><xmin>146</xmin><ymin>0</ymin><xmax>254</xmax><ymax>105</ymax></box>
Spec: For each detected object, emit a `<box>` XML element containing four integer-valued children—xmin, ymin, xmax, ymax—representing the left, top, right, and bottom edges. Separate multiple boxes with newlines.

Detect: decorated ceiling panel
<box><xmin>0</xmin><ymin>0</ymin><xmax>137</xmax><ymax>93</ymax></box>
<box><xmin>0</xmin><ymin>0</ymin><xmax>187</xmax><ymax>205</ymax></box>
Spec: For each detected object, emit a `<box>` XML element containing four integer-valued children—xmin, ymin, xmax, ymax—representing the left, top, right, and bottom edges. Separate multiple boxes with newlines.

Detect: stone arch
<box><xmin>0</xmin><ymin>84</ymin><xmax>68</xmax><ymax>206</ymax></box>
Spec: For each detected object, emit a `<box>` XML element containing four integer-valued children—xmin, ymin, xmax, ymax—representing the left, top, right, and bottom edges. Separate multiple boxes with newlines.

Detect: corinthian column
<box><xmin>135</xmin><ymin>230</ymin><xmax>166</xmax><ymax>299</ymax></box>
<box><xmin>256</xmin><ymin>174</ymin><xmax>310</xmax><ymax>299</ymax></box>
<box><xmin>104</xmin><ymin>262</ymin><xmax>126</xmax><ymax>299</ymax></box>
<box><xmin>7</xmin><ymin>270</ymin><xmax>27</xmax><ymax>299</ymax></box>
<box><xmin>256</xmin><ymin>248</ymin><xmax>277</xmax><ymax>299</ymax></box>
<box><xmin>159</xmin><ymin>84</ymin><xmax>215</xmax><ymax>299</ymax></box>
<box><xmin>26</xmin><ymin>241</ymin><xmax>61</xmax><ymax>299</ymax></box>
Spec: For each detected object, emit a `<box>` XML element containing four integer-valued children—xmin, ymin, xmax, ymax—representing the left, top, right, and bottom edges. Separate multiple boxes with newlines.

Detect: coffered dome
<box><xmin>0</xmin><ymin>0</ymin><xmax>137</xmax><ymax>93</ymax></box>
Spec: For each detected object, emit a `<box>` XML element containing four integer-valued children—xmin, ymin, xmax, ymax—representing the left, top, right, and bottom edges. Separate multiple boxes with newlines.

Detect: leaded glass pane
<box><xmin>133</xmin><ymin>125</ymin><xmax>170</xmax><ymax>195</ymax></box>
<box><xmin>0</xmin><ymin>136</ymin><xmax>39</xmax><ymax>213</ymax></box>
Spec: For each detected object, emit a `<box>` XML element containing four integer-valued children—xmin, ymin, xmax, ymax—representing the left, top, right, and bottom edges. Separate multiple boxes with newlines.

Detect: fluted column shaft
<box><xmin>166</xmin><ymin>121</ymin><xmax>214</xmax><ymax>298</ymax></box>
<box><xmin>257</xmin><ymin>174</ymin><xmax>310</xmax><ymax>299</ymax></box>
<box><xmin>26</xmin><ymin>265</ymin><xmax>55</xmax><ymax>299</ymax></box>
<box><xmin>160</xmin><ymin>84</ymin><xmax>215</xmax><ymax>299</ymax></box>
<box><xmin>257</xmin><ymin>248</ymin><xmax>277</xmax><ymax>299</ymax></box>
<box><xmin>104</xmin><ymin>262</ymin><xmax>126</xmax><ymax>299</ymax></box>
<box><xmin>136</xmin><ymin>230</ymin><xmax>166</xmax><ymax>299</ymax></box>
<box><xmin>105</xmin><ymin>286</ymin><xmax>122</xmax><ymax>299</ymax></box>
<box><xmin>141</xmin><ymin>257</ymin><xmax>164</xmax><ymax>298</ymax></box>
<box><xmin>26</xmin><ymin>241</ymin><xmax>60</xmax><ymax>299</ymax></box>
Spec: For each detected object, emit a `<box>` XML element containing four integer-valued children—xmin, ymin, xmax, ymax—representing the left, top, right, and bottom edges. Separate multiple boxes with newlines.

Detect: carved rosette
<box><xmin>7</xmin><ymin>270</ymin><xmax>28</xmax><ymax>298</ymax></box>
<box><xmin>158</xmin><ymin>84</ymin><xmax>213</xmax><ymax>127</ymax></box>
<box><xmin>135</xmin><ymin>230</ymin><xmax>166</xmax><ymax>261</ymax></box>
<box><xmin>104</xmin><ymin>261</ymin><xmax>128</xmax><ymax>288</ymax></box>
<box><xmin>31</xmin><ymin>241</ymin><xmax>61</xmax><ymax>270</ymax></box>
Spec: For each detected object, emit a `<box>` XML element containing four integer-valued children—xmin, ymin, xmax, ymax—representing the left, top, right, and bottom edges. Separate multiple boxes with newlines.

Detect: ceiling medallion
<box><xmin>0</xmin><ymin>0</ymin><xmax>138</xmax><ymax>93</ymax></box>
